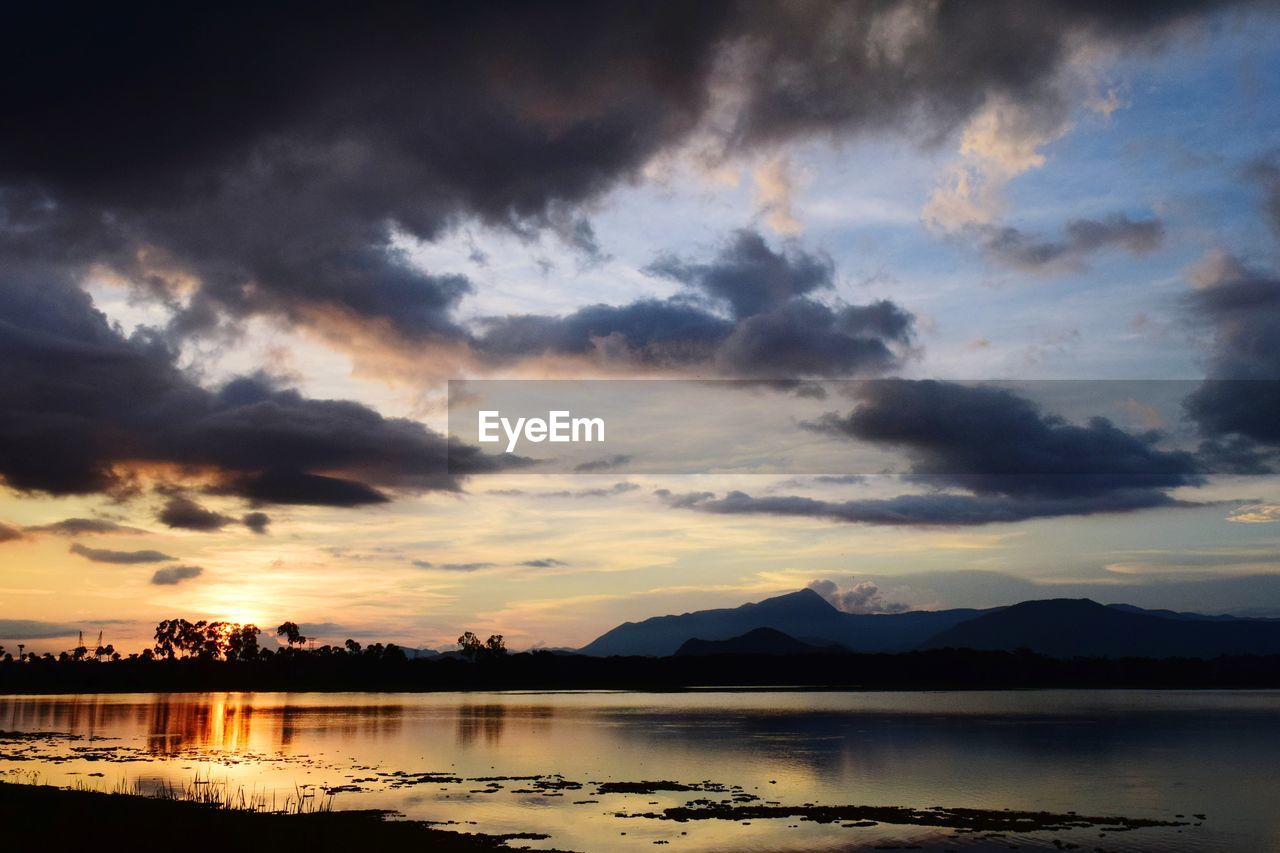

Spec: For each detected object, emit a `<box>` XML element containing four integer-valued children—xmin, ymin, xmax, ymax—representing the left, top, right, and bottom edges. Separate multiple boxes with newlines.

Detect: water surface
<box><xmin>2</xmin><ymin>689</ymin><xmax>1276</xmax><ymax>851</ymax></box>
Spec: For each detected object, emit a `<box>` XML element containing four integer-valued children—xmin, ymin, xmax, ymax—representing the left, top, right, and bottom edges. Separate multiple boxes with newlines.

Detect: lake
<box><xmin>2</xmin><ymin>689</ymin><xmax>1277</xmax><ymax>851</ymax></box>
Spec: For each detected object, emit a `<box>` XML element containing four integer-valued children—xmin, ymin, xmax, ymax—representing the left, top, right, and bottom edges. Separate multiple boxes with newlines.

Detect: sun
<box><xmin>219</xmin><ymin>607</ymin><xmax>269</xmax><ymax>628</ymax></box>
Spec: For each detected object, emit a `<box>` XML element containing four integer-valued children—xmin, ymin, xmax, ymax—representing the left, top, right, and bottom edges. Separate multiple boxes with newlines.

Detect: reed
<box><xmin>68</xmin><ymin>770</ymin><xmax>335</xmax><ymax>815</ymax></box>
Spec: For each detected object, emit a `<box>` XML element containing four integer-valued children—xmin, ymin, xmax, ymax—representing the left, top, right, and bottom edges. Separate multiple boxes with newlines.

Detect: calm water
<box><xmin>2</xmin><ymin>690</ymin><xmax>1277</xmax><ymax>851</ymax></box>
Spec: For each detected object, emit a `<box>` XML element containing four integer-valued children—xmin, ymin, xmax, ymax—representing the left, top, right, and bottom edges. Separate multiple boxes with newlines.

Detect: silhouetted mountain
<box><xmin>674</xmin><ymin>627</ymin><xmax>843</xmax><ymax>656</ymax></box>
<box><xmin>1105</xmin><ymin>603</ymin><xmax>1276</xmax><ymax>622</ymax></box>
<box><xmin>578</xmin><ymin>589</ymin><xmax>991</xmax><ymax>656</ymax></box>
<box><xmin>923</xmin><ymin>598</ymin><xmax>1280</xmax><ymax>658</ymax></box>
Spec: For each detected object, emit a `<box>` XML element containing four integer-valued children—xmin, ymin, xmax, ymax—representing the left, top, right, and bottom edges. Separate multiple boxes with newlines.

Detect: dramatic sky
<box><xmin>3</xmin><ymin>1</ymin><xmax>1280</xmax><ymax>653</ymax></box>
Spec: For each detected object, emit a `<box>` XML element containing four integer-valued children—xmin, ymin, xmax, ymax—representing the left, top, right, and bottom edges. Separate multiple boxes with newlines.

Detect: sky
<box><xmin>3</xmin><ymin>1</ymin><xmax>1280</xmax><ymax>654</ymax></box>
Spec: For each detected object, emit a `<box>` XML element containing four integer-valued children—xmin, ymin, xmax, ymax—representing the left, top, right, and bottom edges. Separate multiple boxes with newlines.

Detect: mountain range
<box><xmin>577</xmin><ymin>588</ymin><xmax>1280</xmax><ymax>659</ymax></box>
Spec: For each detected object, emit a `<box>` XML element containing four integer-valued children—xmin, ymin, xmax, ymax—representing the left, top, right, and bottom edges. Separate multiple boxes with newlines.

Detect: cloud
<box><xmin>808</xmin><ymin>379</ymin><xmax>1198</xmax><ymax>499</ymax></box>
<box><xmin>646</xmin><ymin>229</ymin><xmax>834</xmax><ymax>318</ymax></box>
<box><xmin>809</xmin><ymin>380</ymin><xmax>1202</xmax><ymax>500</ymax></box>
<box><xmin>980</xmin><ymin>214</ymin><xmax>1164</xmax><ymax>273</ymax></box>
<box><xmin>150</xmin><ymin>565</ymin><xmax>203</xmax><ymax>586</ymax></box>
<box><xmin>0</xmin><ymin>269</ymin><xmax>508</xmax><ymax>503</ymax></box>
<box><xmin>768</xmin><ymin>474</ymin><xmax>868</xmax><ymax>491</ymax></box>
<box><xmin>1226</xmin><ymin>503</ymin><xmax>1280</xmax><ymax>523</ymax></box>
<box><xmin>573</xmin><ymin>454</ymin><xmax>633</xmax><ymax>472</ymax></box>
<box><xmin>0</xmin><ymin>3</ymin><xmax>1256</xmax><ymax>505</ymax></box>
<box><xmin>1247</xmin><ymin>153</ymin><xmax>1280</xmax><ymax>239</ymax></box>
<box><xmin>543</xmin><ymin>482</ymin><xmax>641</xmax><ymax>499</ymax></box>
<box><xmin>0</xmin><ymin>521</ymin><xmax>22</xmax><ymax>543</ymax></box>
<box><xmin>752</xmin><ymin>156</ymin><xmax>803</xmax><ymax>236</ymax></box>
<box><xmin>23</xmin><ymin>518</ymin><xmax>148</xmax><ymax>536</ymax></box>
<box><xmin>436</xmin><ymin>562</ymin><xmax>497</xmax><ymax>573</ymax></box>
<box><xmin>659</xmin><ymin>380</ymin><xmax>1204</xmax><ymax>526</ymax></box>
<box><xmin>0</xmin><ymin>2</ymin><xmax>1224</xmax><ymax>379</ymax></box>
<box><xmin>242</xmin><ymin>511</ymin><xmax>271</xmax><ymax>534</ymax></box>
<box><xmin>226</xmin><ymin>470</ymin><xmax>390</xmax><ymax>507</ymax></box>
<box><xmin>475</xmin><ymin>229</ymin><xmax>913</xmax><ymax>378</ymax></box>
<box><xmin>69</xmin><ymin>543</ymin><xmax>174</xmax><ymax>564</ymax></box>
<box><xmin>657</xmin><ymin>487</ymin><xmax>1190</xmax><ymax>527</ymax></box>
<box><xmin>0</xmin><ymin>619</ymin><xmax>84</xmax><ymax>640</ymax></box>
<box><xmin>413</xmin><ymin>557</ymin><xmax>569</xmax><ymax>571</ymax></box>
<box><xmin>806</xmin><ymin>578</ymin><xmax>908</xmax><ymax>614</ymax></box>
<box><xmin>157</xmin><ymin>496</ymin><xmax>234</xmax><ymax>531</ymax></box>
<box><xmin>796</xmin><ymin>569</ymin><xmax>1280</xmax><ymax>617</ymax></box>
<box><xmin>813</xmin><ymin>474</ymin><xmax>868</xmax><ymax>485</ymax></box>
<box><xmin>923</xmin><ymin>95</ymin><xmax>1072</xmax><ymax>231</ymax></box>
<box><xmin>1182</xmin><ymin>253</ymin><xmax>1280</xmax><ymax>451</ymax></box>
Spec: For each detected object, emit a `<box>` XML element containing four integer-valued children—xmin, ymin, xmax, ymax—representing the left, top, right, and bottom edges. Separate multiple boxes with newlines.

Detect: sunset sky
<box><xmin>3</xmin><ymin>2</ymin><xmax>1280</xmax><ymax>654</ymax></box>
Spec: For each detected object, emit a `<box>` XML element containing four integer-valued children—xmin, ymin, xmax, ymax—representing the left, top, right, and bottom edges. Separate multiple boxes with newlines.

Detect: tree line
<box><xmin>0</xmin><ymin>619</ymin><xmax>506</xmax><ymax>664</ymax></box>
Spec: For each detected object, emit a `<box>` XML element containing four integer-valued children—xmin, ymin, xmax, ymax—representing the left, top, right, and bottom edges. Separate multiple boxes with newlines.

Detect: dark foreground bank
<box><xmin>0</xmin><ymin>781</ymin><xmax>568</xmax><ymax>850</ymax></box>
<box><xmin>2</xmin><ymin>648</ymin><xmax>1280</xmax><ymax>693</ymax></box>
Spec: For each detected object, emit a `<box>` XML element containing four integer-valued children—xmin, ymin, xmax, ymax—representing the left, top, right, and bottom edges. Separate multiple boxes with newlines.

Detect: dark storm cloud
<box><xmin>1182</xmin><ymin>253</ymin><xmax>1280</xmax><ymax>451</ymax></box>
<box><xmin>158</xmin><ymin>496</ymin><xmax>234</xmax><ymax>532</ymax></box>
<box><xmin>646</xmin><ymin>230</ymin><xmax>834</xmax><ymax>318</ymax></box>
<box><xmin>719</xmin><ymin>2</ymin><xmax>1239</xmax><ymax>150</ymax></box>
<box><xmin>0</xmin><ymin>2</ymin><xmax>733</xmax><ymax>343</ymax></box>
<box><xmin>0</xmin><ymin>2</ymin><xmax>1256</xmax><ymax>503</ymax></box>
<box><xmin>242</xmin><ymin>512</ymin><xmax>271</xmax><ymax>534</ymax></box>
<box><xmin>150</xmin><ymin>565</ymin><xmax>203</xmax><ymax>586</ymax></box>
<box><xmin>809</xmin><ymin>380</ymin><xmax>1201</xmax><ymax>499</ymax></box>
<box><xmin>225</xmin><ymin>471</ymin><xmax>390</xmax><ymax>508</ymax></box>
<box><xmin>69</xmin><ymin>543</ymin><xmax>174</xmax><ymax>564</ymax></box>
<box><xmin>659</xmin><ymin>379</ymin><xmax>1203</xmax><ymax>526</ymax></box>
<box><xmin>0</xmin><ymin>1</ymin><xmax>1238</xmax><ymax>350</ymax></box>
<box><xmin>982</xmin><ymin>214</ymin><xmax>1164</xmax><ymax>272</ymax></box>
<box><xmin>474</xmin><ymin>230</ymin><xmax>915</xmax><ymax>377</ymax></box>
<box><xmin>23</xmin><ymin>518</ymin><xmax>148</xmax><ymax>537</ymax></box>
<box><xmin>473</xmin><ymin>299</ymin><xmax>734</xmax><ymax>367</ymax></box>
<box><xmin>0</xmin><ymin>268</ymin><xmax>510</xmax><ymax>502</ymax></box>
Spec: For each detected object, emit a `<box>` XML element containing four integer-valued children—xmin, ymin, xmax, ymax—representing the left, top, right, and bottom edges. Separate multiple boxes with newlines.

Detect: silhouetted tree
<box><xmin>457</xmin><ymin>631</ymin><xmax>507</xmax><ymax>661</ymax></box>
<box><xmin>457</xmin><ymin>631</ymin><xmax>483</xmax><ymax>660</ymax></box>
<box><xmin>276</xmin><ymin>621</ymin><xmax>306</xmax><ymax>647</ymax></box>
<box><xmin>225</xmin><ymin>625</ymin><xmax>261</xmax><ymax>661</ymax></box>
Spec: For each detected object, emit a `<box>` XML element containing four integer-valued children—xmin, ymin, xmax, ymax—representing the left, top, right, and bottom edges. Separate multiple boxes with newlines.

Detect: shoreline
<box><xmin>0</xmin><ymin>781</ymin><xmax>574</xmax><ymax>850</ymax></box>
<box><xmin>4</xmin><ymin>684</ymin><xmax>1280</xmax><ymax>698</ymax></box>
<box><xmin>3</xmin><ymin>649</ymin><xmax>1279</xmax><ymax>694</ymax></box>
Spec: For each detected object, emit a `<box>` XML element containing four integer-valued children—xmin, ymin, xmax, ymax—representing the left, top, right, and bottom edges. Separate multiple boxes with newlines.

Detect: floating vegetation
<box><xmin>615</xmin><ymin>801</ymin><xmax>1192</xmax><ymax>834</ymax></box>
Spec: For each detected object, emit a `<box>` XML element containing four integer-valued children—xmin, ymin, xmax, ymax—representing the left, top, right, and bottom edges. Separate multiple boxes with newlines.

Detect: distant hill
<box><xmin>1104</xmin><ymin>603</ymin><xmax>1277</xmax><ymax>623</ymax></box>
<box><xmin>922</xmin><ymin>598</ymin><xmax>1280</xmax><ymax>658</ymax></box>
<box><xmin>579</xmin><ymin>590</ymin><xmax>1280</xmax><ymax>659</ymax></box>
<box><xmin>577</xmin><ymin>588</ymin><xmax>991</xmax><ymax>656</ymax></box>
<box><xmin>674</xmin><ymin>627</ymin><xmax>841</xmax><ymax>656</ymax></box>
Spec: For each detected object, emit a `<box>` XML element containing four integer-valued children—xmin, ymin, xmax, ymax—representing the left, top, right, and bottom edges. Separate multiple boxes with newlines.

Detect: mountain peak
<box><xmin>748</xmin><ymin>587</ymin><xmax>837</xmax><ymax>614</ymax></box>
